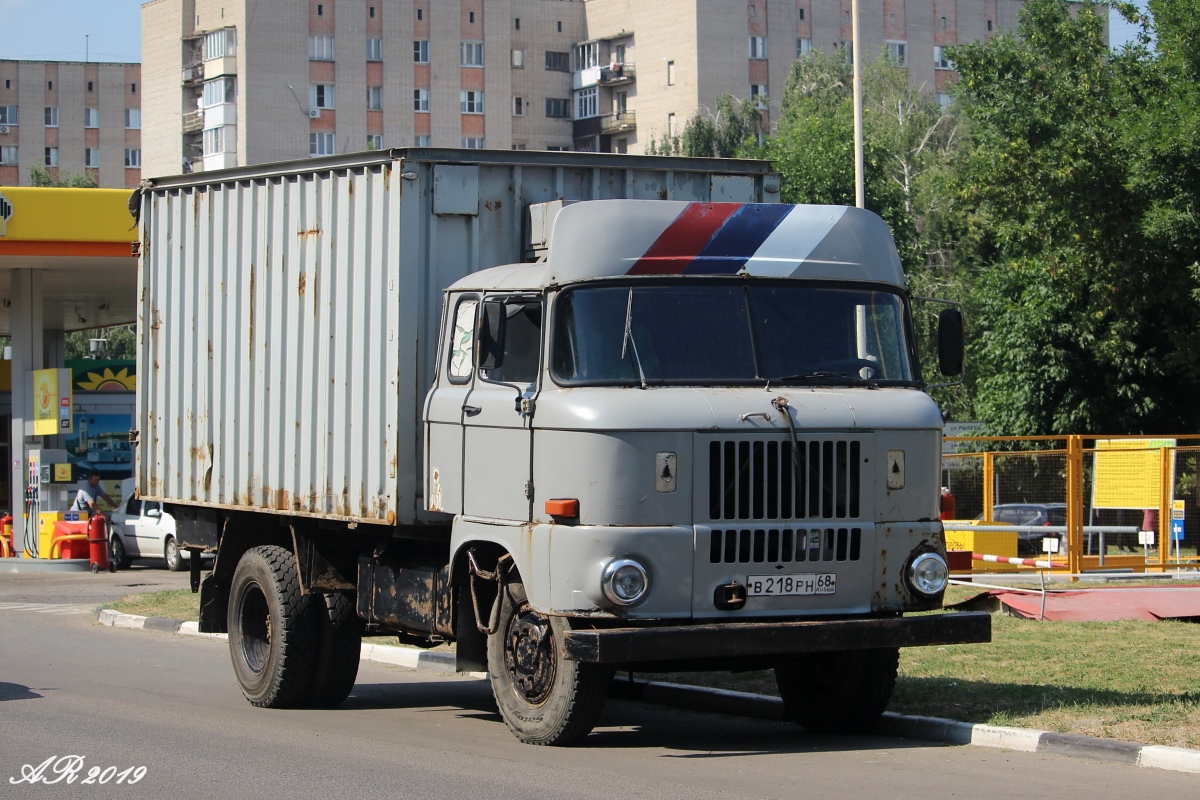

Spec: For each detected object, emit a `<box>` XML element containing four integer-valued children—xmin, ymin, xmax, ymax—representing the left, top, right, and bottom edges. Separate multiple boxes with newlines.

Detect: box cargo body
<box><xmin>136</xmin><ymin>149</ymin><xmax>780</xmax><ymax>526</ymax></box>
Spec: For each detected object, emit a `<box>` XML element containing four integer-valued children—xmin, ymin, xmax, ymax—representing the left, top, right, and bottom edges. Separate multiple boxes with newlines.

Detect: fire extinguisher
<box><xmin>940</xmin><ymin>486</ymin><xmax>956</xmax><ymax>521</ymax></box>
<box><xmin>88</xmin><ymin>514</ymin><xmax>114</xmax><ymax>573</ymax></box>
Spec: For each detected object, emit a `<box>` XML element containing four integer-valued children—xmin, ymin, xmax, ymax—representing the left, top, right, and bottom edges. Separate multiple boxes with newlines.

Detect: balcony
<box><xmin>598</xmin><ymin>62</ymin><xmax>635</xmax><ymax>86</ymax></box>
<box><xmin>182</xmin><ymin>63</ymin><xmax>204</xmax><ymax>85</ymax></box>
<box><xmin>182</xmin><ymin>110</ymin><xmax>204</xmax><ymax>133</ymax></box>
<box><xmin>600</xmin><ymin>112</ymin><xmax>636</xmax><ymax>134</ymax></box>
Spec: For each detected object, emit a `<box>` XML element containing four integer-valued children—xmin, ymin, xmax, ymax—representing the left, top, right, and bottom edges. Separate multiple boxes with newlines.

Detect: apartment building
<box><xmin>0</xmin><ymin>60</ymin><xmax>142</xmax><ymax>188</ymax></box>
<box><xmin>142</xmin><ymin>0</ymin><xmax>1054</xmax><ymax>174</ymax></box>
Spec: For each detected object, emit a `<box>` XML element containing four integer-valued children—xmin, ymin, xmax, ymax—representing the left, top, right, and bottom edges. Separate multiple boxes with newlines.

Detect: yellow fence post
<box><xmin>1066</xmin><ymin>435</ymin><xmax>1083</xmax><ymax>578</ymax></box>
<box><xmin>982</xmin><ymin>452</ymin><xmax>995</xmax><ymax>521</ymax></box>
<box><xmin>1158</xmin><ymin>447</ymin><xmax>1172</xmax><ymax>571</ymax></box>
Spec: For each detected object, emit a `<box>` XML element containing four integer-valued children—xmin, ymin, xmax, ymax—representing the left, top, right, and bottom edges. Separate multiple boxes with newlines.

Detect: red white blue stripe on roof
<box><xmin>545</xmin><ymin>200</ymin><xmax>905</xmax><ymax>287</ymax></box>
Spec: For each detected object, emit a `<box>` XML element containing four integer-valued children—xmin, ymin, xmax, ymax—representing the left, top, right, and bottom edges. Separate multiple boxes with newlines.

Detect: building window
<box><xmin>667</xmin><ymin>60</ymin><xmax>675</xmax><ymax>85</ymax></box>
<box><xmin>0</xmin><ymin>106</ymin><xmax>16</xmax><ymax>125</ymax></box>
<box><xmin>366</xmin><ymin>86</ymin><xmax>382</xmax><ymax>109</ymax></box>
<box><xmin>987</xmin><ymin>19</ymin><xmax>993</xmax><ymax>32</ymax></box>
<box><xmin>545</xmin><ymin>51</ymin><xmax>569</xmax><ymax>72</ymax></box>
<box><xmin>557</xmin><ymin>20</ymin><xmax>562</xmax><ymax>32</ymax></box>
<box><xmin>44</xmin><ymin>147</ymin><xmax>58</xmax><ymax>167</ymax></box>
<box><xmin>367</xmin><ymin>134</ymin><xmax>383</xmax><ymax>150</ymax></box>
<box><xmin>310</xmin><ymin>83</ymin><xmax>335</xmax><ymax>109</ymax></box>
<box><xmin>461</xmin><ymin>41</ymin><xmax>483</xmax><ymax>67</ymax></box>
<box><xmin>469</xmin><ymin>11</ymin><xmax>475</xmax><ymax>23</ymax></box>
<box><xmin>414</xmin><ymin>89</ymin><xmax>429</xmax><ymax>111</ymax></box>
<box><xmin>85</xmin><ymin>148</ymin><xmax>100</xmax><ymax>167</ymax></box>
<box><xmin>512</xmin><ymin>49</ymin><xmax>524</xmax><ymax>68</ymax></box>
<box><xmin>370</xmin><ymin>6</ymin><xmax>375</xmax><ymax>18</ymax></box>
<box><xmin>87</xmin><ymin>81</ymin><xmax>94</xmax><ymax>92</ymax></box>
<box><xmin>317</xmin><ymin>3</ymin><xmax>324</xmax><ymax>16</ymax></box>
<box><xmin>131</xmin><ymin>82</ymin><xmax>137</xmax><ymax>93</ymax></box>
<box><xmin>125</xmin><ymin>108</ymin><xmax>141</xmax><ymax>129</ymax></box>
<box><xmin>47</xmin><ymin>81</ymin><xmax>53</xmax><ymax>90</ymax></box>
<box><xmin>203</xmin><ymin>127</ymin><xmax>225</xmax><ymax>156</ymax></box>
<box><xmin>309</xmin><ymin>35</ymin><xmax>335</xmax><ymax>61</ymax></box>
<box><xmin>574</xmin><ymin>87</ymin><xmax>598</xmax><ymax>119</ymax></box>
<box><xmin>750</xmin><ymin>84</ymin><xmax>768</xmax><ymax>109</ymax></box>
<box><xmin>838</xmin><ymin>41</ymin><xmax>854</xmax><ymax>64</ymax></box>
<box><xmin>749</xmin><ymin>36</ymin><xmax>766</xmax><ymax>59</ymax></box>
<box><xmin>934</xmin><ymin>46</ymin><xmax>953</xmax><ymax>70</ymax></box>
<box><xmin>515</xmin><ymin>17</ymin><xmax>520</xmax><ymax>30</ymax></box>
<box><xmin>366</xmin><ymin>38</ymin><xmax>382</xmax><ymax>61</ymax></box>
<box><xmin>461</xmin><ymin>137</ymin><xmax>484</xmax><ymax>149</ymax></box>
<box><xmin>545</xmin><ymin>98</ymin><xmax>570</xmax><ymax>118</ymax></box>
<box><xmin>546</xmin><ymin>145</ymin><xmax>570</xmax><ymax>151</ymax></box>
<box><xmin>204</xmin><ymin>28</ymin><xmax>236</xmax><ymax>60</ymax></box>
<box><xmin>615</xmin><ymin>138</ymin><xmax>628</xmax><ymax>154</ymax></box>
<box><xmin>44</xmin><ymin>106</ymin><xmax>58</xmax><ymax>127</ymax></box>
<box><xmin>799</xmin><ymin>8</ymin><xmax>805</xmax><ymax>21</ymax></box>
<box><xmin>414</xmin><ymin>135</ymin><xmax>430</xmax><ymax>146</ymax></box>
<box><xmin>460</xmin><ymin>90</ymin><xmax>484</xmax><ymax>114</ymax></box>
<box><xmin>941</xmin><ymin>16</ymin><xmax>948</xmax><ymax>30</ymax></box>
<box><xmin>84</xmin><ymin>107</ymin><xmax>99</xmax><ymax>128</ymax></box>
<box><xmin>512</xmin><ymin>142</ymin><xmax>527</xmax><ymax>150</ymax></box>
<box><xmin>203</xmin><ymin>77</ymin><xmax>236</xmax><ymax>106</ymax></box>
<box><xmin>513</xmin><ymin>96</ymin><xmax>526</xmax><ymax>116</ymax></box>
<box><xmin>796</xmin><ymin>38</ymin><xmax>811</xmax><ymax>57</ymax></box>
<box><xmin>574</xmin><ymin>42</ymin><xmax>599</xmax><ymax>71</ymax></box>
<box><xmin>887</xmin><ymin>41</ymin><xmax>907</xmax><ymax>66</ymax></box>
<box><xmin>414</xmin><ymin>40</ymin><xmax>429</xmax><ymax>63</ymax></box>
<box><xmin>749</xmin><ymin>4</ymin><xmax>757</xmax><ymax>17</ymax></box>
<box><xmin>0</xmin><ymin>146</ymin><xmax>17</xmax><ymax>165</ymax></box>
<box><xmin>668</xmin><ymin>113</ymin><xmax>677</xmax><ymax>137</ymax></box>
<box><xmin>417</xmin><ymin>8</ymin><xmax>423</xmax><ymax>20</ymax></box>
<box><xmin>936</xmin><ymin>93</ymin><xmax>951</xmax><ymax>112</ymax></box>
<box><xmin>124</xmin><ymin>148</ymin><xmax>141</xmax><ymax>167</ymax></box>
<box><xmin>309</xmin><ymin>132</ymin><xmax>335</xmax><ymax>157</ymax></box>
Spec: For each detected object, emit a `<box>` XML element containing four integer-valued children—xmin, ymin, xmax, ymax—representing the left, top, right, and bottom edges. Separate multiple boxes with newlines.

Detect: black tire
<box><xmin>306</xmin><ymin>591</ymin><xmax>363</xmax><ymax>707</ymax></box>
<box><xmin>775</xmin><ymin>648</ymin><xmax>899</xmax><ymax>734</ymax></box>
<box><xmin>227</xmin><ymin>545</ymin><xmax>318</xmax><ymax>708</ymax></box>
<box><xmin>109</xmin><ymin>534</ymin><xmax>132</xmax><ymax>570</ymax></box>
<box><xmin>487</xmin><ymin>576</ymin><xmax>610</xmax><ymax>746</ymax></box>
<box><xmin>164</xmin><ymin>536</ymin><xmax>185</xmax><ymax>572</ymax></box>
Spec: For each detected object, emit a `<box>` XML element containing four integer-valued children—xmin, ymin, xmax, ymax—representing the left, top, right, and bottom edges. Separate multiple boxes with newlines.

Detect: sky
<box><xmin>0</xmin><ymin>0</ymin><xmax>1150</xmax><ymax>65</ymax></box>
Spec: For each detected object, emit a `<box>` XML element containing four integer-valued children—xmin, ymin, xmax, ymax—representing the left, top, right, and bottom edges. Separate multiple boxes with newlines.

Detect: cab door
<box><xmin>460</xmin><ymin>297</ymin><xmax>542</xmax><ymax>522</ymax></box>
<box><xmin>424</xmin><ymin>294</ymin><xmax>479</xmax><ymax>515</ymax></box>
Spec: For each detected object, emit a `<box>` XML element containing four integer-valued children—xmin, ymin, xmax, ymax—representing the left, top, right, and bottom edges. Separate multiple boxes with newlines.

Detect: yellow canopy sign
<box><xmin>32</xmin><ymin>368</ymin><xmax>73</xmax><ymax>436</ymax></box>
<box><xmin>1091</xmin><ymin>438</ymin><xmax>1174</xmax><ymax>510</ymax></box>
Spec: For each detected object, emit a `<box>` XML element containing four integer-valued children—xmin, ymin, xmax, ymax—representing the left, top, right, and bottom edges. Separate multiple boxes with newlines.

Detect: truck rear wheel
<box><xmin>307</xmin><ymin>591</ymin><xmax>363</xmax><ymax>707</ymax></box>
<box><xmin>487</xmin><ymin>577</ymin><xmax>610</xmax><ymax>745</ymax></box>
<box><xmin>227</xmin><ymin>545</ymin><xmax>318</xmax><ymax>708</ymax></box>
<box><xmin>774</xmin><ymin>648</ymin><xmax>899</xmax><ymax>734</ymax></box>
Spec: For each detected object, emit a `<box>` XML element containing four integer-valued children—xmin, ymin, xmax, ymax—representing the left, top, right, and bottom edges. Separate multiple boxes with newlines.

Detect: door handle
<box><xmin>462</xmin><ymin>405</ymin><xmax>482</xmax><ymax>417</ymax></box>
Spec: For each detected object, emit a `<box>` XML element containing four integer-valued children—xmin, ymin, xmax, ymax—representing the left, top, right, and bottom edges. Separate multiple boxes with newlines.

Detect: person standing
<box><xmin>72</xmin><ymin>472</ymin><xmax>114</xmax><ymax>515</ymax></box>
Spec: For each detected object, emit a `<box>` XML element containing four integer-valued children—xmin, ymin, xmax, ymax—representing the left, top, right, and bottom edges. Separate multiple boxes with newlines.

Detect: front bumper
<box><xmin>562</xmin><ymin>610</ymin><xmax>990</xmax><ymax>664</ymax></box>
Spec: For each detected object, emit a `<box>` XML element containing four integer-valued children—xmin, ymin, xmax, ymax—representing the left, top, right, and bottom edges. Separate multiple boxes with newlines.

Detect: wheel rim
<box><xmin>503</xmin><ymin>603</ymin><xmax>556</xmax><ymax>706</ymax></box>
<box><xmin>236</xmin><ymin>582</ymin><xmax>271</xmax><ymax>676</ymax></box>
<box><xmin>111</xmin><ymin>537</ymin><xmax>125</xmax><ymax>565</ymax></box>
<box><xmin>165</xmin><ymin>538</ymin><xmax>179</xmax><ymax>568</ymax></box>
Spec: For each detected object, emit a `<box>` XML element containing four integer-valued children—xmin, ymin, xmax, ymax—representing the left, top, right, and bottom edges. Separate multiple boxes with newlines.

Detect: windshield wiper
<box><xmin>621</xmin><ymin>288</ymin><xmax>648</xmax><ymax>389</ymax></box>
<box><xmin>772</xmin><ymin>371</ymin><xmax>879</xmax><ymax>386</ymax></box>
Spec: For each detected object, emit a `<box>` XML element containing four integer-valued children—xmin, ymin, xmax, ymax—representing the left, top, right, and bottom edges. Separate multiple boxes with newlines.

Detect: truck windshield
<box><xmin>551</xmin><ymin>282</ymin><xmax>917</xmax><ymax>386</ymax></box>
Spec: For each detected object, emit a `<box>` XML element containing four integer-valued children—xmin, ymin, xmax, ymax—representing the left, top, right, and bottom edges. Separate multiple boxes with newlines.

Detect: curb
<box><xmin>97</xmin><ymin>608</ymin><xmax>1200</xmax><ymax>774</ymax></box>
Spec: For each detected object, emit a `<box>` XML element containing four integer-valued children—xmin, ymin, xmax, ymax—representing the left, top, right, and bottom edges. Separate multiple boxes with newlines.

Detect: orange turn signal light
<box><xmin>545</xmin><ymin>498</ymin><xmax>579</xmax><ymax>517</ymax></box>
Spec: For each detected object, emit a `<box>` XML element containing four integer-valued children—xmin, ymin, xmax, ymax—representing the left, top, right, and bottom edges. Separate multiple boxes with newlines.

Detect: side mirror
<box><xmin>476</xmin><ymin>300</ymin><xmax>506</xmax><ymax>371</ymax></box>
<box><xmin>937</xmin><ymin>309</ymin><xmax>964</xmax><ymax>377</ymax></box>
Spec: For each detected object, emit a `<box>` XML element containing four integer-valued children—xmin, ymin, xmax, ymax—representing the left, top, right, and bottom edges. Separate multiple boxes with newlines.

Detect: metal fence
<box><xmin>941</xmin><ymin>435</ymin><xmax>1200</xmax><ymax>574</ymax></box>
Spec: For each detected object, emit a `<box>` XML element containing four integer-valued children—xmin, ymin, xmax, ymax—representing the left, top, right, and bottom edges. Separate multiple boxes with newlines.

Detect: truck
<box><xmin>133</xmin><ymin>148</ymin><xmax>989</xmax><ymax>746</ymax></box>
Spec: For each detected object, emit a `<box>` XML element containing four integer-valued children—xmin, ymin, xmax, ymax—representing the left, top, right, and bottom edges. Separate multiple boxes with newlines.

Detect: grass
<box><xmin>106</xmin><ymin>582</ymin><xmax>1200</xmax><ymax>748</ymax></box>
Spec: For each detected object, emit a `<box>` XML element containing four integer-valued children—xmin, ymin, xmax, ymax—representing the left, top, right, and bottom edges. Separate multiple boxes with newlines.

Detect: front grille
<box><xmin>708</xmin><ymin>527</ymin><xmax>863</xmax><ymax>564</ymax></box>
<box><xmin>707</xmin><ymin>438</ymin><xmax>861</xmax><ymax>521</ymax></box>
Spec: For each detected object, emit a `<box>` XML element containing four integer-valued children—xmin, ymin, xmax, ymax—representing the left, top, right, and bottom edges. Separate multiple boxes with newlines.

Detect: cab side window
<box><xmin>448</xmin><ymin>297</ymin><xmax>478</xmax><ymax>383</ymax></box>
<box><xmin>485</xmin><ymin>301</ymin><xmax>541</xmax><ymax>386</ymax></box>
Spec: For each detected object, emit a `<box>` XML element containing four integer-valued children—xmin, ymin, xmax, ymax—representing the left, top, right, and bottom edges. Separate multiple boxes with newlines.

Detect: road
<box><xmin>0</xmin><ymin>571</ymin><xmax>1195</xmax><ymax>799</ymax></box>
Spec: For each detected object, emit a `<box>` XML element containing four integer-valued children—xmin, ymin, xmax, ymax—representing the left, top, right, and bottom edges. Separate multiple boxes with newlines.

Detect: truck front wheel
<box><xmin>227</xmin><ymin>545</ymin><xmax>318</xmax><ymax>708</ymax></box>
<box><xmin>774</xmin><ymin>648</ymin><xmax>899</xmax><ymax>734</ymax></box>
<box><xmin>487</xmin><ymin>578</ymin><xmax>610</xmax><ymax>745</ymax></box>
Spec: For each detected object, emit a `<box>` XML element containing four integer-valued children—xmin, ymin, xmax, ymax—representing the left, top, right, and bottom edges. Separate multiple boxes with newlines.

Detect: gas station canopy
<box><xmin>0</xmin><ymin>187</ymin><xmax>139</xmax><ymax>336</ymax></box>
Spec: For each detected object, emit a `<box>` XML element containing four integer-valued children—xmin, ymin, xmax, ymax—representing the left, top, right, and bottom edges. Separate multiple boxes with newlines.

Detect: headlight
<box><xmin>907</xmin><ymin>552</ymin><xmax>948</xmax><ymax>596</ymax></box>
<box><xmin>602</xmin><ymin>559</ymin><xmax>649</xmax><ymax>606</ymax></box>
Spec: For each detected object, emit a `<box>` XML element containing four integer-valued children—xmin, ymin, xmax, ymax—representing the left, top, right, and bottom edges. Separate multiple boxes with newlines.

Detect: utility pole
<box><xmin>851</xmin><ymin>0</ymin><xmax>864</xmax><ymax>208</ymax></box>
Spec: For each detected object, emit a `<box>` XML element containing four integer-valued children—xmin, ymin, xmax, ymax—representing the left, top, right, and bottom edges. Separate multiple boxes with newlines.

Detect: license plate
<box><xmin>746</xmin><ymin>573</ymin><xmax>836</xmax><ymax>596</ymax></box>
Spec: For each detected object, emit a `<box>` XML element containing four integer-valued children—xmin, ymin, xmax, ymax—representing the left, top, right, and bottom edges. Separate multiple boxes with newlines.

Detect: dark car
<box><xmin>976</xmin><ymin>503</ymin><xmax>1067</xmax><ymax>557</ymax></box>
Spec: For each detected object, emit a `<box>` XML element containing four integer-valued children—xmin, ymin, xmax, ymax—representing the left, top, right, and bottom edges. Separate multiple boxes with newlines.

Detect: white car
<box><xmin>109</xmin><ymin>478</ymin><xmax>211</xmax><ymax>571</ymax></box>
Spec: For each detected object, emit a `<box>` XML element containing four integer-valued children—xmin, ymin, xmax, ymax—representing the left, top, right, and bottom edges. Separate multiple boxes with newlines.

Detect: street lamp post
<box><xmin>852</xmin><ymin>0</ymin><xmax>864</xmax><ymax>208</ymax></box>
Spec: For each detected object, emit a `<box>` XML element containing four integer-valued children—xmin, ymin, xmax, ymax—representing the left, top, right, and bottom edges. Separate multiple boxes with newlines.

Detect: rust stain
<box><xmin>273</xmin><ymin>488</ymin><xmax>289</xmax><ymax>510</ymax></box>
<box><xmin>347</xmin><ymin>180</ymin><xmax>354</xmax><ymax>196</ymax></box>
<box><xmin>483</xmin><ymin>199</ymin><xmax>502</xmax><ymax>211</ymax></box>
<box><xmin>208</xmin><ymin>340</ymin><xmax>213</xmax><ymax>360</ymax></box>
<box><xmin>298</xmin><ymin>271</ymin><xmax>307</xmax><ymax>296</ymax></box>
<box><xmin>190</xmin><ymin>446</ymin><xmax>207</xmax><ymax>461</ymax></box>
<box><xmin>247</xmin><ymin>263</ymin><xmax>256</xmax><ymax>362</ymax></box>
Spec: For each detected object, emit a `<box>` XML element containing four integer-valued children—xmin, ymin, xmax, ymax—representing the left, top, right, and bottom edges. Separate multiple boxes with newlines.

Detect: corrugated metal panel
<box><xmin>139</xmin><ymin>150</ymin><xmax>779</xmax><ymax>527</ymax></box>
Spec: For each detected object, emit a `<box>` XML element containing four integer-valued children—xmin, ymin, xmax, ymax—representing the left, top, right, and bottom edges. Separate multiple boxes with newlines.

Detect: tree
<box><xmin>648</xmin><ymin>93</ymin><xmax>762</xmax><ymax>158</ymax></box>
<box><xmin>28</xmin><ymin>165</ymin><xmax>98</xmax><ymax>188</ymax></box>
<box><xmin>948</xmin><ymin>0</ymin><xmax>1200</xmax><ymax>434</ymax></box>
<box><xmin>64</xmin><ymin>326</ymin><xmax>136</xmax><ymax>360</ymax></box>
